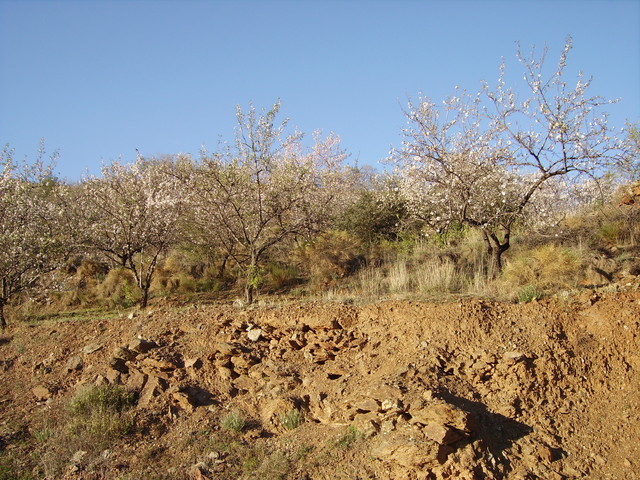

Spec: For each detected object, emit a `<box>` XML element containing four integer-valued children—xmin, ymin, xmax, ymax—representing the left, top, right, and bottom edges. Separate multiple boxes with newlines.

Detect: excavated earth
<box><xmin>1</xmin><ymin>292</ymin><xmax>639</xmax><ymax>479</ymax></box>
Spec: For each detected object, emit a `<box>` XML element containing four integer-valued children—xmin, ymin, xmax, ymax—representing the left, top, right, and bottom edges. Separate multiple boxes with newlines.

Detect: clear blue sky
<box><xmin>1</xmin><ymin>0</ymin><xmax>639</xmax><ymax>180</ymax></box>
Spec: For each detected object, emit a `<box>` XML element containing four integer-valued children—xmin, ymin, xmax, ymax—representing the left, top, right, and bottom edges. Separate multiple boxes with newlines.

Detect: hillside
<box><xmin>1</xmin><ymin>292</ymin><xmax>639</xmax><ymax>479</ymax></box>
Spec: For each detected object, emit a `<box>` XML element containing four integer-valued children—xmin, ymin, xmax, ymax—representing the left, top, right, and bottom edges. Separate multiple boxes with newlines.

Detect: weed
<box><xmin>333</xmin><ymin>425</ymin><xmax>362</xmax><ymax>449</ymax></box>
<box><xmin>221</xmin><ymin>411</ymin><xmax>246</xmax><ymax>432</ymax></box>
<box><xmin>517</xmin><ymin>285</ymin><xmax>544</xmax><ymax>303</ymax></box>
<box><xmin>67</xmin><ymin>384</ymin><xmax>135</xmax><ymax>416</ymax></box>
<box><xmin>32</xmin><ymin>428</ymin><xmax>53</xmax><ymax>443</ymax></box>
<box><xmin>279</xmin><ymin>409</ymin><xmax>303</xmax><ymax>430</ymax></box>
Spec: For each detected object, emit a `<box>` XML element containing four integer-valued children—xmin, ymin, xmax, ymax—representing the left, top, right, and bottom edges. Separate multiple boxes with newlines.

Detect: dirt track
<box><xmin>1</xmin><ymin>293</ymin><xmax>639</xmax><ymax>479</ymax></box>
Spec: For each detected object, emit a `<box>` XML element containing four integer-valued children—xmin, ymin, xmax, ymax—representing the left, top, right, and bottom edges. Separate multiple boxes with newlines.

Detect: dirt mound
<box><xmin>1</xmin><ymin>293</ymin><xmax>639</xmax><ymax>479</ymax></box>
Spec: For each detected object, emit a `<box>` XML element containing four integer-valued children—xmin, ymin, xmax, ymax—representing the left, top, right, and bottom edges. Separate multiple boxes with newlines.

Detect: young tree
<box><xmin>391</xmin><ymin>38</ymin><xmax>624</xmax><ymax>274</ymax></box>
<box><xmin>76</xmin><ymin>155</ymin><xmax>185</xmax><ymax>308</ymax></box>
<box><xmin>185</xmin><ymin>101</ymin><xmax>349</xmax><ymax>304</ymax></box>
<box><xmin>0</xmin><ymin>144</ymin><xmax>66</xmax><ymax>329</ymax></box>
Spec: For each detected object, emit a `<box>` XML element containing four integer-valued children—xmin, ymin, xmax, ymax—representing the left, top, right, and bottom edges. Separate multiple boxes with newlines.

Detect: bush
<box><xmin>295</xmin><ymin>230</ymin><xmax>363</xmax><ymax>286</ymax></box>
<box><xmin>279</xmin><ymin>409</ymin><xmax>303</xmax><ymax>430</ymax></box>
<box><xmin>221</xmin><ymin>411</ymin><xmax>246</xmax><ymax>432</ymax></box>
<box><xmin>517</xmin><ymin>285</ymin><xmax>545</xmax><ymax>303</ymax></box>
<box><xmin>502</xmin><ymin>244</ymin><xmax>582</xmax><ymax>293</ymax></box>
<box><xmin>96</xmin><ymin>268</ymin><xmax>141</xmax><ymax>308</ymax></box>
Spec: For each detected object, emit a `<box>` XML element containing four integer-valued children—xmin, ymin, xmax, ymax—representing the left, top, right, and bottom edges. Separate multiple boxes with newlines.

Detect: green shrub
<box><xmin>65</xmin><ymin>385</ymin><xmax>136</xmax><ymax>440</ymax></box>
<box><xmin>221</xmin><ymin>411</ymin><xmax>246</xmax><ymax>432</ymax></box>
<box><xmin>279</xmin><ymin>409</ymin><xmax>303</xmax><ymax>430</ymax></box>
<box><xmin>517</xmin><ymin>285</ymin><xmax>545</xmax><ymax>303</ymax></box>
<box><xmin>333</xmin><ymin>425</ymin><xmax>361</xmax><ymax>448</ymax></box>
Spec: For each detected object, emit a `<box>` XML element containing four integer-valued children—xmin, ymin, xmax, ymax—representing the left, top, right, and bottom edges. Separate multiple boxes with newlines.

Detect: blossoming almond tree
<box><xmin>391</xmin><ymin>38</ymin><xmax>625</xmax><ymax>275</ymax></box>
<box><xmin>0</xmin><ymin>144</ymin><xmax>66</xmax><ymax>329</ymax></box>
<box><xmin>184</xmin><ymin>101</ymin><xmax>349</xmax><ymax>304</ymax></box>
<box><xmin>76</xmin><ymin>156</ymin><xmax>185</xmax><ymax>308</ymax></box>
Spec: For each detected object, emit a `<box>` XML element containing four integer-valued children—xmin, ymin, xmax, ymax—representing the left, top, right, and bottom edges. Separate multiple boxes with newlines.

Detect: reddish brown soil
<box><xmin>1</xmin><ymin>292</ymin><xmax>639</xmax><ymax>479</ymax></box>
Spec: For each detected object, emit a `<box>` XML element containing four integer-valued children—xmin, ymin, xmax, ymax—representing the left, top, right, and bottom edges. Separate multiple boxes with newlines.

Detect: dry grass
<box><xmin>502</xmin><ymin>244</ymin><xmax>582</xmax><ymax>293</ymax></box>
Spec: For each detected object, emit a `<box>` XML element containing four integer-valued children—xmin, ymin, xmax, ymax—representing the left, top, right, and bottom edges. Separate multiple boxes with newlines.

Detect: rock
<box><xmin>247</xmin><ymin>328</ymin><xmax>262</xmax><ymax>342</ymax></box>
<box><xmin>128</xmin><ymin>337</ymin><xmax>158</xmax><ymax>354</ymax></box>
<box><xmin>185</xmin><ymin>357</ymin><xmax>203</xmax><ymax>370</ymax></box>
<box><xmin>70</xmin><ymin>450</ymin><xmax>87</xmax><ymax>464</ymax></box>
<box><xmin>215</xmin><ymin>342</ymin><xmax>239</xmax><ymax>357</ymax></box>
<box><xmin>503</xmin><ymin>351</ymin><xmax>525</xmax><ymax>365</ymax></box>
<box><xmin>140</xmin><ymin>357</ymin><xmax>178</xmax><ymax>372</ymax></box>
<box><xmin>109</xmin><ymin>357</ymin><xmax>129</xmax><ymax>374</ymax></box>
<box><xmin>172</xmin><ymin>391</ymin><xmax>196</xmax><ymax>412</ymax></box>
<box><xmin>217</xmin><ymin>366</ymin><xmax>235</xmax><ymax>381</ymax></box>
<box><xmin>422</xmin><ymin>423</ymin><xmax>464</xmax><ymax>445</ymax></box>
<box><xmin>112</xmin><ymin>346</ymin><xmax>136</xmax><ymax>361</ymax></box>
<box><xmin>82</xmin><ymin>343</ymin><xmax>102</xmax><ymax>354</ymax></box>
<box><xmin>105</xmin><ymin>368</ymin><xmax>122</xmax><ymax>384</ymax></box>
<box><xmin>353</xmin><ymin>411</ymin><xmax>380</xmax><ymax>437</ymax></box>
<box><xmin>371</xmin><ymin>432</ymin><xmax>444</xmax><ymax>468</ymax></box>
<box><xmin>190</xmin><ymin>462</ymin><xmax>211</xmax><ymax>480</ymax></box>
<box><xmin>32</xmin><ymin>386</ymin><xmax>52</xmax><ymax>400</ymax></box>
<box><xmin>65</xmin><ymin>356</ymin><xmax>83</xmax><ymax>372</ymax></box>
<box><xmin>125</xmin><ymin>368</ymin><xmax>148</xmax><ymax>391</ymax></box>
<box><xmin>410</xmin><ymin>401</ymin><xmax>474</xmax><ymax>435</ymax></box>
<box><xmin>353</xmin><ymin>398</ymin><xmax>380</xmax><ymax>412</ymax></box>
<box><xmin>138</xmin><ymin>375</ymin><xmax>168</xmax><ymax>407</ymax></box>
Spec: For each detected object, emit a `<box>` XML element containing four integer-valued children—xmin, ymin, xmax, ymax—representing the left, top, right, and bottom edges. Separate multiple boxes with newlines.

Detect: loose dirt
<box><xmin>1</xmin><ymin>292</ymin><xmax>639</xmax><ymax>479</ymax></box>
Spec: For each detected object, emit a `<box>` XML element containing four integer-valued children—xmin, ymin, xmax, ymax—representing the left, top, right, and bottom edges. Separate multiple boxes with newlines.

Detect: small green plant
<box><xmin>333</xmin><ymin>425</ymin><xmax>361</xmax><ymax>449</ymax></box>
<box><xmin>33</xmin><ymin>428</ymin><xmax>54</xmax><ymax>443</ymax></box>
<box><xmin>68</xmin><ymin>384</ymin><xmax>135</xmax><ymax>415</ymax></box>
<box><xmin>279</xmin><ymin>409</ymin><xmax>303</xmax><ymax>430</ymax></box>
<box><xmin>221</xmin><ymin>411</ymin><xmax>246</xmax><ymax>432</ymax></box>
<box><xmin>517</xmin><ymin>284</ymin><xmax>544</xmax><ymax>303</ymax></box>
<box><xmin>65</xmin><ymin>385</ymin><xmax>136</xmax><ymax>441</ymax></box>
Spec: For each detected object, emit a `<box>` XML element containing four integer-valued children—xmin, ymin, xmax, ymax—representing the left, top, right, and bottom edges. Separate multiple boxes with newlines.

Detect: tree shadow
<box><xmin>0</xmin><ymin>335</ymin><xmax>12</xmax><ymax>346</ymax></box>
<box><xmin>438</xmin><ymin>390</ymin><xmax>533</xmax><ymax>470</ymax></box>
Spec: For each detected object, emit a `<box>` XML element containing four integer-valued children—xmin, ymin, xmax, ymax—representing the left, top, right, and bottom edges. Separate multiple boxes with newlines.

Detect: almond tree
<box><xmin>0</xmin><ymin>144</ymin><xmax>66</xmax><ymax>329</ymax></box>
<box><xmin>391</xmin><ymin>38</ymin><xmax>624</xmax><ymax>274</ymax></box>
<box><xmin>185</xmin><ymin>101</ymin><xmax>349</xmax><ymax>304</ymax></box>
<box><xmin>76</xmin><ymin>156</ymin><xmax>185</xmax><ymax>308</ymax></box>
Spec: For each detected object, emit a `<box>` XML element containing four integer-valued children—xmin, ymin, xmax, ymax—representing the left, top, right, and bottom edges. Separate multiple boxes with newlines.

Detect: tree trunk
<box><xmin>244</xmin><ymin>283</ymin><xmax>254</xmax><ymax>305</ymax></box>
<box><xmin>0</xmin><ymin>302</ymin><xmax>6</xmax><ymax>331</ymax></box>
<box><xmin>482</xmin><ymin>229</ymin><xmax>510</xmax><ymax>278</ymax></box>
<box><xmin>141</xmin><ymin>285</ymin><xmax>150</xmax><ymax>309</ymax></box>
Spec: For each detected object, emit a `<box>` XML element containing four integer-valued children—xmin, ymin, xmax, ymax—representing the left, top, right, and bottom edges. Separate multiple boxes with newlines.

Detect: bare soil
<box><xmin>1</xmin><ymin>291</ymin><xmax>639</xmax><ymax>479</ymax></box>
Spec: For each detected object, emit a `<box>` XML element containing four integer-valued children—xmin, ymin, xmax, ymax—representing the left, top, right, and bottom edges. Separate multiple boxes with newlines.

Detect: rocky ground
<box><xmin>1</xmin><ymin>291</ymin><xmax>639</xmax><ymax>479</ymax></box>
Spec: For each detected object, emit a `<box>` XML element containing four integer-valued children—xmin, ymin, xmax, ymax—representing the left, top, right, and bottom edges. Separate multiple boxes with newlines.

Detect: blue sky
<box><xmin>1</xmin><ymin>0</ymin><xmax>639</xmax><ymax>180</ymax></box>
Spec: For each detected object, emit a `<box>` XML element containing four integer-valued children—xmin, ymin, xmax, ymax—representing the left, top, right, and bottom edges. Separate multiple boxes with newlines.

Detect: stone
<box><xmin>185</xmin><ymin>357</ymin><xmax>203</xmax><ymax>370</ymax></box>
<box><xmin>138</xmin><ymin>375</ymin><xmax>168</xmax><ymax>407</ymax></box>
<box><xmin>191</xmin><ymin>462</ymin><xmax>211</xmax><ymax>480</ymax></box>
<box><xmin>82</xmin><ymin>343</ymin><xmax>102</xmax><ymax>354</ymax></box>
<box><xmin>217</xmin><ymin>366</ymin><xmax>235</xmax><ymax>381</ymax></box>
<box><xmin>353</xmin><ymin>398</ymin><xmax>380</xmax><ymax>412</ymax></box>
<box><xmin>105</xmin><ymin>368</ymin><xmax>122</xmax><ymax>384</ymax></box>
<box><xmin>32</xmin><ymin>386</ymin><xmax>52</xmax><ymax>400</ymax></box>
<box><xmin>410</xmin><ymin>401</ymin><xmax>474</xmax><ymax>434</ymax></box>
<box><xmin>216</xmin><ymin>342</ymin><xmax>239</xmax><ymax>356</ymax></box>
<box><xmin>128</xmin><ymin>337</ymin><xmax>158</xmax><ymax>354</ymax></box>
<box><xmin>140</xmin><ymin>357</ymin><xmax>178</xmax><ymax>372</ymax></box>
<box><xmin>247</xmin><ymin>328</ymin><xmax>262</xmax><ymax>342</ymax></box>
<box><xmin>172</xmin><ymin>391</ymin><xmax>196</xmax><ymax>412</ymax></box>
<box><xmin>125</xmin><ymin>368</ymin><xmax>148</xmax><ymax>391</ymax></box>
<box><xmin>65</xmin><ymin>356</ymin><xmax>83</xmax><ymax>372</ymax></box>
<box><xmin>112</xmin><ymin>346</ymin><xmax>136</xmax><ymax>361</ymax></box>
<box><xmin>422</xmin><ymin>423</ymin><xmax>464</xmax><ymax>445</ymax></box>
<box><xmin>371</xmin><ymin>432</ymin><xmax>443</xmax><ymax>468</ymax></box>
<box><xmin>109</xmin><ymin>357</ymin><xmax>129</xmax><ymax>374</ymax></box>
<box><xmin>70</xmin><ymin>450</ymin><xmax>87</xmax><ymax>464</ymax></box>
<box><xmin>503</xmin><ymin>351</ymin><xmax>525</xmax><ymax>365</ymax></box>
